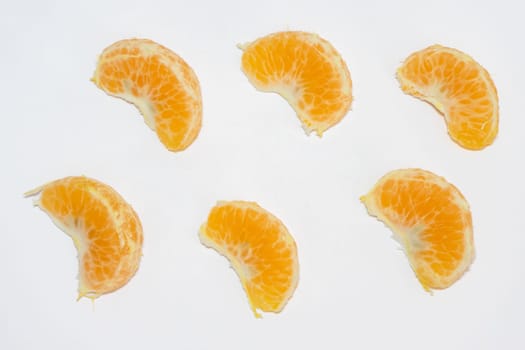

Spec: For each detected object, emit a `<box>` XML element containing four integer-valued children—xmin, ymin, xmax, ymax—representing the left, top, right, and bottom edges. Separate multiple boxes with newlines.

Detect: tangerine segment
<box><xmin>92</xmin><ymin>38</ymin><xmax>202</xmax><ymax>152</ymax></box>
<box><xmin>199</xmin><ymin>201</ymin><xmax>299</xmax><ymax>318</ymax></box>
<box><xmin>361</xmin><ymin>169</ymin><xmax>474</xmax><ymax>291</ymax></box>
<box><xmin>397</xmin><ymin>45</ymin><xmax>498</xmax><ymax>150</ymax></box>
<box><xmin>25</xmin><ymin>176</ymin><xmax>143</xmax><ymax>299</ymax></box>
<box><xmin>239</xmin><ymin>31</ymin><xmax>352</xmax><ymax>136</ymax></box>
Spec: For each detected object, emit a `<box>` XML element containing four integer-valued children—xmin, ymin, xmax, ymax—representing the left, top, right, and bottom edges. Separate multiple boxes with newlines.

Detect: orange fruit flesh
<box><xmin>361</xmin><ymin>169</ymin><xmax>474</xmax><ymax>290</ymax></box>
<box><xmin>240</xmin><ymin>31</ymin><xmax>352</xmax><ymax>136</ymax></box>
<box><xmin>92</xmin><ymin>39</ymin><xmax>202</xmax><ymax>152</ymax></box>
<box><xmin>199</xmin><ymin>201</ymin><xmax>299</xmax><ymax>318</ymax></box>
<box><xmin>397</xmin><ymin>45</ymin><xmax>498</xmax><ymax>150</ymax></box>
<box><xmin>26</xmin><ymin>176</ymin><xmax>143</xmax><ymax>299</ymax></box>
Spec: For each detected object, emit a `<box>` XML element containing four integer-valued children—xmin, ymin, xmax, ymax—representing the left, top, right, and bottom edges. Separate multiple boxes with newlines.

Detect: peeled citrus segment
<box><xmin>25</xmin><ymin>176</ymin><xmax>143</xmax><ymax>300</ymax></box>
<box><xmin>92</xmin><ymin>38</ymin><xmax>202</xmax><ymax>152</ymax></box>
<box><xmin>360</xmin><ymin>169</ymin><xmax>474</xmax><ymax>291</ymax></box>
<box><xmin>239</xmin><ymin>31</ymin><xmax>352</xmax><ymax>136</ymax></box>
<box><xmin>199</xmin><ymin>201</ymin><xmax>299</xmax><ymax>318</ymax></box>
<box><xmin>397</xmin><ymin>45</ymin><xmax>498</xmax><ymax>150</ymax></box>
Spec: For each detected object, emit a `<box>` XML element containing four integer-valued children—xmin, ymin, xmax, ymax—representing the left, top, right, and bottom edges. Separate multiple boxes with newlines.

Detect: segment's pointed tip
<box><xmin>246</xmin><ymin>292</ymin><xmax>263</xmax><ymax>319</ymax></box>
<box><xmin>236</xmin><ymin>42</ymin><xmax>249</xmax><ymax>51</ymax></box>
<box><xmin>252</xmin><ymin>307</ymin><xmax>262</xmax><ymax>319</ymax></box>
<box><xmin>423</xmin><ymin>286</ymin><xmax>434</xmax><ymax>295</ymax></box>
<box><xmin>24</xmin><ymin>186</ymin><xmax>43</xmax><ymax>198</ymax></box>
<box><xmin>300</xmin><ymin>123</ymin><xmax>314</xmax><ymax>136</ymax></box>
<box><xmin>77</xmin><ymin>289</ymin><xmax>99</xmax><ymax>310</ymax></box>
<box><xmin>417</xmin><ymin>279</ymin><xmax>434</xmax><ymax>295</ymax></box>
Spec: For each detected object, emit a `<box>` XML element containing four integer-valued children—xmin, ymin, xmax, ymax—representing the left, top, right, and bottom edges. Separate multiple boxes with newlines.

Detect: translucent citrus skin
<box><xmin>26</xmin><ymin>176</ymin><xmax>143</xmax><ymax>299</ymax></box>
<box><xmin>240</xmin><ymin>31</ymin><xmax>352</xmax><ymax>136</ymax></box>
<box><xmin>397</xmin><ymin>45</ymin><xmax>498</xmax><ymax>150</ymax></box>
<box><xmin>92</xmin><ymin>38</ymin><xmax>202</xmax><ymax>152</ymax></box>
<box><xmin>199</xmin><ymin>201</ymin><xmax>299</xmax><ymax>318</ymax></box>
<box><xmin>361</xmin><ymin>169</ymin><xmax>474</xmax><ymax>291</ymax></box>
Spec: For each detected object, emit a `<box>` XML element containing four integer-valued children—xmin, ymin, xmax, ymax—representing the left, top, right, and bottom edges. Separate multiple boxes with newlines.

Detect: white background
<box><xmin>3</xmin><ymin>0</ymin><xmax>525</xmax><ymax>349</ymax></box>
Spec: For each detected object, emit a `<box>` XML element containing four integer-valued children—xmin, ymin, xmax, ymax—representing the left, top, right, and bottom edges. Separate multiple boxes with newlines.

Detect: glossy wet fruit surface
<box><xmin>26</xmin><ymin>176</ymin><xmax>143</xmax><ymax>299</ymax></box>
<box><xmin>361</xmin><ymin>168</ymin><xmax>475</xmax><ymax>291</ymax></box>
<box><xmin>199</xmin><ymin>201</ymin><xmax>299</xmax><ymax>317</ymax></box>
<box><xmin>240</xmin><ymin>31</ymin><xmax>352</xmax><ymax>136</ymax></box>
<box><xmin>397</xmin><ymin>44</ymin><xmax>498</xmax><ymax>150</ymax></box>
<box><xmin>92</xmin><ymin>38</ymin><xmax>202</xmax><ymax>152</ymax></box>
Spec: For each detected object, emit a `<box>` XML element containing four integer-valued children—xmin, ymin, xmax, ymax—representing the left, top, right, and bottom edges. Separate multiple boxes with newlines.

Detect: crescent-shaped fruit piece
<box><xmin>397</xmin><ymin>45</ymin><xmax>498</xmax><ymax>150</ymax></box>
<box><xmin>92</xmin><ymin>38</ymin><xmax>202</xmax><ymax>152</ymax></box>
<box><xmin>26</xmin><ymin>176</ymin><xmax>143</xmax><ymax>300</ymax></box>
<box><xmin>360</xmin><ymin>169</ymin><xmax>474</xmax><ymax>291</ymax></box>
<box><xmin>239</xmin><ymin>31</ymin><xmax>352</xmax><ymax>136</ymax></box>
<box><xmin>199</xmin><ymin>201</ymin><xmax>299</xmax><ymax>318</ymax></box>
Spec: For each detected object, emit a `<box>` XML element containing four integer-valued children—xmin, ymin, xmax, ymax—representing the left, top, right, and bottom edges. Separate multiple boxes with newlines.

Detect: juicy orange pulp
<box><xmin>397</xmin><ymin>45</ymin><xmax>498</xmax><ymax>150</ymax></box>
<box><xmin>92</xmin><ymin>38</ymin><xmax>202</xmax><ymax>152</ymax></box>
<box><xmin>240</xmin><ymin>31</ymin><xmax>352</xmax><ymax>136</ymax></box>
<box><xmin>361</xmin><ymin>169</ymin><xmax>475</xmax><ymax>291</ymax></box>
<box><xmin>26</xmin><ymin>176</ymin><xmax>143</xmax><ymax>299</ymax></box>
<box><xmin>199</xmin><ymin>201</ymin><xmax>299</xmax><ymax>317</ymax></box>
